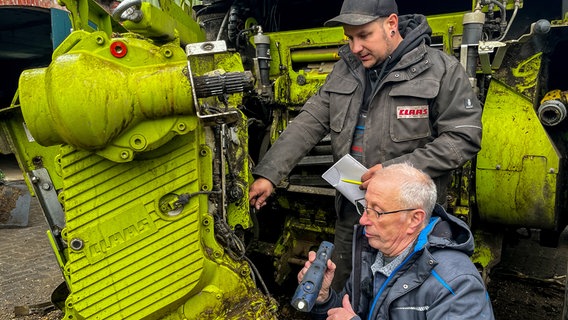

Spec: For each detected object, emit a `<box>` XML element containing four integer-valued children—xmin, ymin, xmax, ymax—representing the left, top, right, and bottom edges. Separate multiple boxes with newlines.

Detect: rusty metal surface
<box><xmin>0</xmin><ymin>182</ymin><xmax>30</xmax><ymax>227</ymax></box>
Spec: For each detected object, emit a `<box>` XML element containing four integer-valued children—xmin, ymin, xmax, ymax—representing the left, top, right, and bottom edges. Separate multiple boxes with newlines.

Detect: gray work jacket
<box><xmin>254</xmin><ymin>30</ymin><xmax>482</xmax><ymax>203</ymax></box>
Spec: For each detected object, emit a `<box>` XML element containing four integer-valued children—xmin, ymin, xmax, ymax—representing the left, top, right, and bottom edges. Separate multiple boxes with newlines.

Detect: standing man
<box><xmin>297</xmin><ymin>163</ymin><xmax>495</xmax><ymax>320</ymax></box>
<box><xmin>249</xmin><ymin>0</ymin><xmax>482</xmax><ymax>289</ymax></box>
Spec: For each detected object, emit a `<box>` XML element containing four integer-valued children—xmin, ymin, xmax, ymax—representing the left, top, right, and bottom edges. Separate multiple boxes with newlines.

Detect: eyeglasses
<box><xmin>355</xmin><ymin>198</ymin><xmax>416</xmax><ymax>218</ymax></box>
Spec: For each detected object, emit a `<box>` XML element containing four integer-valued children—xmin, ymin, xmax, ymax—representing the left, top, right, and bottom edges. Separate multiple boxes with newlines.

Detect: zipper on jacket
<box><xmin>366</xmin><ymin>217</ymin><xmax>439</xmax><ymax>320</ymax></box>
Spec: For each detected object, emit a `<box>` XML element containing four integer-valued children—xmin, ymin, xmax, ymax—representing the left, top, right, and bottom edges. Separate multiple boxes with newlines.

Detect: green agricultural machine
<box><xmin>1</xmin><ymin>0</ymin><xmax>568</xmax><ymax>318</ymax></box>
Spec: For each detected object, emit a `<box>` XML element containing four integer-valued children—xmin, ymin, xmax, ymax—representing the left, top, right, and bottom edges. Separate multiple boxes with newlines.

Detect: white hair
<box><xmin>379</xmin><ymin>162</ymin><xmax>437</xmax><ymax>221</ymax></box>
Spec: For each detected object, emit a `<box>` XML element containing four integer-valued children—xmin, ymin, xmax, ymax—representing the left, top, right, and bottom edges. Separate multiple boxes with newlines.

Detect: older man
<box><xmin>298</xmin><ymin>163</ymin><xmax>494</xmax><ymax>320</ymax></box>
<box><xmin>249</xmin><ymin>0</ymin><xmax>482</xmax><ymax>290</ymax></box>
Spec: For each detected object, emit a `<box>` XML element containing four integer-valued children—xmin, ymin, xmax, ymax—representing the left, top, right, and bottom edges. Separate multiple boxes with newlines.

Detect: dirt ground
<box><xmin>489</xmin><ymin>271</ymin><xmax>564</xmax><ymax>320</ymax></box>
<box><xmin>485</xmin><ymin>228</ymin><xmax>568</xmax><ymax>320</ymax></box>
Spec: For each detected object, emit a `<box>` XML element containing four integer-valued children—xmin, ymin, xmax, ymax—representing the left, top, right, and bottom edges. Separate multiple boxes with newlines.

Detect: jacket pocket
<box><xmin>325</xmin><ymin>78</ymin><xmax>358</xmax><ymax>133</ymax></box>
<box><xmin>389</xmin><ymin>79</ymin><xmax>439</xmax><ymax>142</ymax></box>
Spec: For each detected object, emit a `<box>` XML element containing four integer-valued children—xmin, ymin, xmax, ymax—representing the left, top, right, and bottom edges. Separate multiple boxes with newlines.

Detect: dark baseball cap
<box><xmin>324</xmin><ymin>0</ymin><xmax>398</xmax><ymax>27</ymax></box>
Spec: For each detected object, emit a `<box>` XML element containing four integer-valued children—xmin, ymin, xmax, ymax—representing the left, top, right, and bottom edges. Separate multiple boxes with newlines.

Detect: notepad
<box><xmin>321</xmin><ymin>154</ymin><xmax>367</xmax><ymax>205</ymax></box>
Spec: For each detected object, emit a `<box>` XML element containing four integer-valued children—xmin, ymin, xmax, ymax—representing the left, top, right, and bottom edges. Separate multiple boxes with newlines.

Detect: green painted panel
<box><xmin>476</xmin><ymin>80</ymin><xmax>560</xmax><ymax>228</ymax></box>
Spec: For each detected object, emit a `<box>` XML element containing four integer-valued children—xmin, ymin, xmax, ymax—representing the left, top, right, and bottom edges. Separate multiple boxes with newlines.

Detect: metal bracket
<box><xmin>477</xmin><ymin>19</ymin><xmax>553</xmax><ymax>73</ymax></box>
<box><xmin>28</xmin><ymin>168</ymin><xmax>67</xmax><ymax>258</ymax></box>
<box><xmin>185</xmin><ymin>41</ymin><xmax>240</xmax><ymax>126</ymax></box>
<box><xmin>478</xmin><ymin>41</ymin><xmax>507</xmax><ymax>74</ymax></box>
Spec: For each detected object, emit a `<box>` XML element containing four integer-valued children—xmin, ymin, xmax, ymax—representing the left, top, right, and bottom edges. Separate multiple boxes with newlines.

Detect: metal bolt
<box><xmin>41</xmin><ymin>183</ymin><xmax>51</xmax><ymax>191</ymax></box>
<box><xmin>30</xmin><ymin>176</ymin><xmax>39</xmax><ymax>184</ymax></box>
<box><xmin>163</xmin><ymin>49</ymin><xmax>173</xmax><ymax>58</ymax></box>
<box><xmin>120</xmin><ymin>151</ymin><xmax>130</xmax><ymax>159</ymax></box>
<box><xmin>229</xmin><ymin>187</ymin><xmax>243</xmax><ymax>201</ymax></box>
<box><xmin>70</xmin><ymin>238</ymin><xmax>84</xmax><ymax>251</ymax></box>
<box><xmin>201</xmin><ymin>42</ymin><xmax>214</xmax><ymax>51</ymax></box>
<box><xmin>495</xmin><ymin>165</ymin><xmax>501</xmax><ymax>170</ymax></box>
